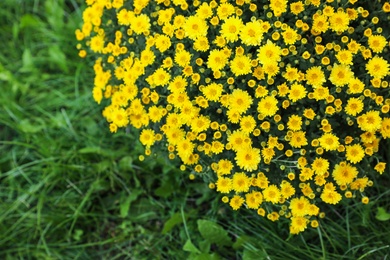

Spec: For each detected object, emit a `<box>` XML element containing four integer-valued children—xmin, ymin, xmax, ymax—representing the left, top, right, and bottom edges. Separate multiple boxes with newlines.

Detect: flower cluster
<box><xmin>77</xmin><ymin>0</ymin><xmax>390</xmax><ymax>234</ymax></box>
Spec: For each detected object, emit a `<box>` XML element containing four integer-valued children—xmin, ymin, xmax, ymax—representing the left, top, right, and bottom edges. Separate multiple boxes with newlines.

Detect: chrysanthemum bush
<box><xmin>76</xmin><ymin>0</ymin><xmax>390</xmax><ymax>234</ymax></box>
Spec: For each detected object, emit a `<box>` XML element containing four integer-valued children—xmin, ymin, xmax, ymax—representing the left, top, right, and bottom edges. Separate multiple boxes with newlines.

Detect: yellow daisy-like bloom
<box><xmin>207</xmin><ymin>49</ymin><xmax>228</xmax><ymax>72</ymax></box>
<box><xmin>290</xmin><ymin>216</ymin><xmax>309</xmax><ymax>234</ymax></box>
<box><xmin>345</xmin><ymin>144</ymin><xmax>365</xmax><ymax>164</ymax></box>
<box><xmin>347</xmin><ymin>77</ymin><xmax>365</xmax><ymax>94</ymax></box>
<box><xmin>220</xmin><ymin>16</ymin><xmax>244</xmax><ymax>43</ymax></box>
<box><xmin>257</xmin><ymin>40</ymin><xmax>282</xmax><ymax>65</ymax></box>
<box><xmin>263</xmin><ymin>185</ymin><xmax>281</xmax><ymax>204</ymax></box>
<box><xmin>111</xmin><ymin>107</ymin><xmax>129</xmax><ymax>127</ymax></box>
<box><xmin>332</xmin><ymin>161</ymin><xmax>359</xmax><ymax>186</ymax></box>
<box><xmin>155</xmin><ymin>34</ymin><xmax>171</xmax><ymax>53</ymax></box>
<box><xmin>201</xmin><ymin>82</ymin><xmax>223</xmax><ymax>102</ymax></box>
<box><xmin>345</xmin><ymin>97</ymin><xmax>364</xmax><ymax>116</ymax></box>
<box><xmin>357</xmin><ymin>110</ymin><xmax>382</xmax><ymax>132</ymax></box>
<box><xmin>290</xmin><ymin>196</ymin><xmax>310</xmax><ymax>216</ymax></box>
<box><xmin>312</xmin><ymin>14</ymin><xmax>329</xmax><ymax>33</ymax></box>
<box><xmin>374</xmin><ymin>162</ymin><xmax>386</xmax><ymax>174</ymax></box>
<box><xmin>281</xmin><ymin>26</ymin><xmax>299</xmax><ymax>45</ymax></box>
<box><xmin>257</xmin><ymin>95</ymin><xmax>279</xmax><ymax>117</ymax></box>
<box><xmin>311</xmin><ymin>157</ymin><xmax>330</xmax><ymax>175</ymax></box>
<box><xmin>280</xmin><ymin>181</ymin><xmax>295</xmax><ymax>199</ymax></box>
<box><xmin>321</xmin><ymin>189</ymin><xmax>342</xmax><ymax>205</ymax></box>
<box><xmin>235</xmin><ymin>147</ymin><xmax>261</xmax><ymax>172</ymax></box>
<box><xmin>290</xmin><ymin>1</ymin><xmax>304</xmax><ymax>15</ymax></box>
<box><xmin>227</xmin><ymin>130</ymin><xmax>251</xmax><ymax>151</ymax></box>
<box><xmin>312</xmin><ymin>86</ymin><xmax>330</xmax><ymax>101</ymax></box>
<box><xmin>131</xmin><ymin>14</ymin><xmax>151</xmax><ymax>35</ymax></box>
<box><xmin>380</xmin><ymin>118</ymin><xmax>390</xmax><ymax>139</ymax></box>
<box><xmin>283</xmin><ymin>66</ymin><xmax>300</xmax><ymax>82</ymax></box>
<box><xmin>193</xmin><ymin>36</ymin><xmax>210</xmax><ymax>52</ymax></box>
<box><xmin>232</xmin><ymin>172</ymin><xmax>251</xmax><ymax>193</ymax></box>
<box><xmin>228</xmin><ymin>89</ymin><xmax>253</xmax><ymax>114</ymax></box>
<box><xmin>240</xmin><ymin>21</ymin><xmax>263</xmax><ymax>46</ymax></box>
<box><xmin>366</xmin><ymin>56</ymin><xmax>389</xmax><ymax>79</ymax></box>
<box><xmin>269</xmin><ymin>0</ymin><xmax>288</xmax><ymax>16</ymax></box>
<box><xmin>245</xmin><ymin>191</ymin><xmax>263</xmax><ymax>209</ymax></box>
<box><xmin>216</xmin><ymin>177</ymin><xmax>232</xmax><ymax>193</ymax></box>
<box><xmin>183</xmin><ymin>15</ymin><xmax>208</xmax><ymax>40</ymax></box>
<box><xmin>216</xmin><ymin>2</ymin><xmax>235</xmax><ymax>20</ymax></box>
<box><xmin>335</xmin><ymin>49</ymin><xmax>353</xmax><ymax>65</ymax></box>
<box><xmin>288</xmin><ymin>83</ymin><xmax>307</xmax><ymax>102</ymax></box>
<box><xmin>329</xmin><ymin>64</ymin><xmax>353</xmax><ymax>87</ymax></box>
<box><xmin>230</xmin><ymin>195</ymin><xmax>245</xmax><ymax>210</ymax></box>
<box><xmin>139</xmin><ymin>129</ymin><xmax>155</xmax><ymax>147</ymax></box>
<box><xmin>368</xmin><ymin>34</ymin><xmax>387</xmax><ymax>53</ymax></box>
<box><xmin>190</xmin><ymin>115</ymin><xmax>211</xmax><ymax>133</ymax></box>
<box><xmin>230</xmin><ymin>54</ymin><xmax>252</xmax><ymax>76</ymax></box>
<box><xmin>216</xmin><ymin>159</ymin><xmax>234</xmax><ymax>175</ymax></box>
<box><xmin>240</xmin><ymin>115</ymin><xmax>256</xmax><ymax>134</ymax></box>
<box><xmin>289</xmin><ymin>131</ymin><xmax>308</xmax><ymax>148</ymax></box>
<box><xmin>305</xmin><ymin>66</ymin><xmax>326</xmax><ymax>87</ymax></box>
<box><xmin>287</xmin><ymin>114</ymin><xmax>302</xmax><ymax>131</ymax></box>
<box><xmin>319</xmin><ymin>133</ymin><xmax>340</xmax><ymax>151</ymax></box>
<box><xmin>174</xmin><ymin>49</ymin><xmax>192</xmax><ymax>68</ymax></box>
<box><xmin>329</xmin><ymin>10</ymin><xmax>350</xmax><ymax>32</ymax></box>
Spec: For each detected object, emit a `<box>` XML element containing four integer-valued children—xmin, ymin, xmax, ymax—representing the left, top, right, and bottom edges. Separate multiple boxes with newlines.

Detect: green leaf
<box><xmin>375</xmin><ymin>207</ymin><xmax>390</xmax><ymax>221</ymax></box>
<box><xmin>18</xmin><ymin>119</ymin><xmax>44</xmax><ymax>133</ymax></box>
<box><xmin>198</xmin><ymin>240</ymin><xmax>211</xmax><ymax>253</ymax></box>
<box><xmin>19</xmin><ymin>14</ymin><xmax>43</xmax><ymax>29</ymax></box>
<box><xmin>183</xmin><ymin>239</ymin><xmax>201</xmax><ymax>254</ymax></box>
<box><xmin>21</xmin><ymin>49</ymin><xmax>35</xmax><ymax>72</ymax></box>
<box><xmin>243</xmin><ymin>249</ymin><xmax>268</xmax><ymax>260</ymax></box>
<box><xmin>120</xmin><ymin>189</ymin><xmax>142</xmax><ymax>218</ymax></box>
<box><xmin>162</xmin><ymin>212</ymin><xmax>184</xmax><ymax>234</ymax></box>
<box><xmin>233</xmin><ymin>235</ymin><xmax>253</xmax><ymax>250</ymax></box>
<box><xmin>78</xmin><ymin>146</ymin><xmax>103</xmax><ymax>155</ymax></box>
<box><xmin>192</xmin><ymin>253</ymin><xmax>221</xmax><ymax>260</ymax></box>
<box><xmin>197</xmin><ymin>219</ymin><xmax>232</xmax><ymax>246</ymax></box>
<box><xmin>48</xmin><ymin>45</ymin><xmax>68</xmax><ymax>73</ymax></box>
<box><xmin>154</xmin><ymin>181</ymin><xmax>174</xmax><ymax>198</ymax></box>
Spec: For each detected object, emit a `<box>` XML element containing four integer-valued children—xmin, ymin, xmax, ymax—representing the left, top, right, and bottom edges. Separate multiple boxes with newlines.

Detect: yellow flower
<box><xmin>201</xmin><ymin>82</ymin><xmax>223</xmax><ymax>102</ymax></box>
<box><xmin>139</xmin><ymin>129</ymin><xmax>156</xmax><ymax>147</ymax></box>
<box><xmin>290</xmin><ymin>196</ymin><xmax>310</xmax><ymax>216</ymax></box>
<box><xmin>257</xmin><ymin>40</ymin><xmax>282</xmax><ymax>65</ymax></box>
<box><xmin>245</xmin><ymin>191</ymin><xmax>263</xmax><ymax>209</ymax></box>
<box><xmin>155</xmin><ymin>34</ymin><xmax>171</xmax><ymax>53</ymax></box>
<box><xmin>306</xmin><ymin>66</ymin><xmax>326</xmax><ymax>87</ymax></box>
<box><xmin>345</xmin><ymin>97</ymin><xmax>364</xmax><ymax>116</ymax></box>
<box><xmin>332</xmin><ymin>161</ymin><xmax>358</xmax><ymax>186</ymax></box>
<box><xmin>207</xmin><ymin>49</ymin><xmax>228</xmax><ymax>72</ymax></box>
<box><xmin>287</xmin><ymin>114</ymin><xmax>302</xmax><ymax>131</ymax></box>
<box><xmin>288</xmin><ymin>83</ymin><xmax>307</xmax><ymax>102</ymax></box>
<box><xmin>227</xmin><ymin>130</ymin><xmax>251</xmax><ymax>151</ymax></box>
<box><xmin>366</xmin><ymin>56</ymin><xmax>389</xmax><ymax>79</ymax></box>
<box><xmin>321</xmin><ymin>189</ymin><xmax>342</xmax><ymax>205</ymax></box>
<box><xmin>183</xmin><ymin>15</ymin><xmax>208</xmax><ymax>40</ymax></box>
<box><xmin>374</xmin><ymin>162</ymin><xmax>386</xmax><ymax>174</ymax></box>
<box><xmin>335</xmin><ymin>49</ymin><xmax>353</xmax><ymax>65</ymax></box>
<box><xmin>269</xmin><ymin>0</ymin><xmax>288</xmax><ymax>16</ymax></box>
<box><xmin>111</xmin><ymin>107</ymin><xmax>129</xmax><ymax>127</ymax></box>
<box><xmin>240</xmin><ymin>115</ymin><xmax>256</xmax><ymax>134</ymax></box>
<box><xmin>345</xmin><ymin>144</ymin><xmax>365</xmax><ymax>164</ymax></box>
<box><xmin>329</xmin><ymin>64</ymin><xmax>353</xmax><ymax>87</ymax></box>
<box><xmin>232</xmin><ymin>172</ymin><xmax>251</xmax><ymax>193</ymax></box>
<box><xmin>174</xmin><ymin>49</ymin><xmax>192</xmax><ymax>67</ymax></box>
<box><xmin>329</xmin><ymin>10</ymin><xmax>350</xmax><ymax>33</ymax></box>
<box><xmin>290</xmin><ymin>216</ymin><xmax>309</xmax><ymax>234</ymax></box>
<box><xmin>347</xmin><ymin>77</ymin><xmax>365</xmax><ymax>94</ymax></box>
<box><xmin>131</xmin><ymin>14</ymin><xmax>151</xmax><ymax>35</ymax></box>
<box><xmin>263</xmin><ymin>185</ymin><xmax>281</xmax><ymax>204</ymax></box>
<box><xmin>235</xmin><ymin>147</ymin><xmax>261</xmax><ymax>172</ymax></box>
<box><xmin>319</xmin><ymin>133</ymin><xmax>340</xmax><ymax>151</ymax></box>
<box><xmin>357</xmin><ymin>110</ymin><xmax>382</xmax><ymax>132</ymax></box>
<box><xmin>289</xmin><ymin>131</ymin><xmax>308</xmax><ymax>148</ymax></box>
<box><xmin>311</xmin><ymin>157</ymin><xmax>330</xmax><ymax>175</ymax></box>
<box><xmin>216</xmin><ymin>177</ymin><xmax>232</xmax><ymax>193</ymax></box>
<box><xmin>193</xmin><ymin>36</ymin><xmax>210</xmax><ymax>52</ymax></box>
<box><xmin>290</xmin><ymin>1</ymin><xmax>304</xmax><ymax>15</ymax></box>
<box><xmin>380</xmin><ymin>118</ymin><xmax>390</xmax><ymax>139</ymax></box>
<box><xmin>230</xmin><ymin>54</ymin><xmax>252</xmax><ymax>76</ymax></box>
<box><xmin>280</xmin><ymin>181</ymin><xmax>295</xmax><ymax>199</ymax></box>
<box><xmin>281</xmin><ymin>26</ymin><xmax>298</xmax><ymax>45</ymax></box>
<box><xmin>368</xmin><ymin>35</ymin><xmax>387</xmax><ymax>53</ymax></box>
<box><xmin>230</xmin><ymin>195</ymin><xmax>245</xmax><ymax>210</ymax></box>
<box><xmin>216</xmin><ymin>159</ymin><xmax>234</xmax><ymax>175</ymax></box>
<box><xmin>228</xmin><ymin>89</ymin><xmax>253</xmax><ymax>114</ymax></box>
<box><xmin>240</xmin><ymin>21</ymin><xmax>263</xmax><ymax>46</ymax></box>
<box><xmin>220</xmin><ymin>16</ymin><xmax>244</xmax><ymax>43</ymax></box>
<box><xmin>257</xmin><ymin>95</ymin><xmax>279</xmax><ymax>117</ymax></box>
<box><xmin>216</xmin><ymin>3</ymin><xmax>235</xmax><ymax>20</ymax></box>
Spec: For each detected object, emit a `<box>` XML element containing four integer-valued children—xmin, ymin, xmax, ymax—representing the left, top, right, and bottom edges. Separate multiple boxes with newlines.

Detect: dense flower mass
<box><xmin>77</xmin><ymin>0</ymin><xmax>390</xmax><ymax>234</ymax></box>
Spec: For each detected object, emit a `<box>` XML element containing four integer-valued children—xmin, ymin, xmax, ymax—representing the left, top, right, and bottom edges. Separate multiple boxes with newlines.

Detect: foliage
<box><xmin>0</xmin><ymin>0</ymin><xmax>390</xmax><ymax>259</ymax></box>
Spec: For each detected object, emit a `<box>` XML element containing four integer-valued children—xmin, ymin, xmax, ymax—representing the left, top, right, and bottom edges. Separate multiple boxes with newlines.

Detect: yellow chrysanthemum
<box><xmin>368</xmin><ymin>35</ymin><xmax>387</xmax><ymax>53</ymax></box>
<box><xmin>345</xmin><ymin>97</ymin><xmax>364</xmax><ymax>116</ymax></box>
<box><xmin>366</xmin><ymin>56</ymin><xmax>389</xmax><ymax>79</ymax></box>
<box><xmin>319</xmin><ymin>133</ymin><xmax>340</xmax><ymax>151</ymax></box>
<box><xmin>257</xmin><ymin>95</ymin><xmax>279</xmax><ymax>117</ymax></box>
<box><xmin>329</xmin><ymin>64</ymin><xmax>353</xmax><ymax>87</ymax></box>
<box><xmin>230</xmin><ymin>54</ymin><xmax>252</xmax><ymax>76</ymax></box>
<box><xmin>329</xmin><ymin>10</ymin><xmax>350</xmax><ymax>32</ymax></box>
<box><xmin>332</xmin><ymin>161</ymin><xmax>359</xmax><ymax>186</ymax></box>
<box><xmin>345</xmin><ymin>144</ymin><xmax>365</xmax><ymax>164</ymax></box>
<box><xmin>232</xmin><ymin>172</ymin><xmax>251</xmax><ymax>193</ymax></box>
<box><xmin>183</xmin><ymin>15</ymin><xmax>208</xmax><ymax>40</ymax></box>
<box><xmin>235</xmin><ymin>147</ymin><xmax>261</xmax><ymax>172</ymax></box>
<box><xmin>357</xmin><ymin>110</ymin><xmax>383</xmax><ymax>132</ymax></box>
<box><xmin>263</xmin><ymin>185</ymin><xmax>281</xmax><ymax>204</ymax></box>
<box><xmin>220</xmin><ymin>16</ymin><xmax>244</xmax><ymax>43</ymax></box>
<box><xmin>257</xmin><ymin>40</ymin><xmax>282</xmax><ymax>65</ymax></box>
<box><xmin>306</xmin><ymin>66</ymin><xmax>326</xmax><ymax>87</ymax></box>
<box><xmin>216</xmin><ymin>177</ymin><xmax>232</xmax><ymax>193</ymax></box>
<box><xmin>240</xmin><ymin>21</ymin><xmax>263</xmax><ymax>46</ymax></box>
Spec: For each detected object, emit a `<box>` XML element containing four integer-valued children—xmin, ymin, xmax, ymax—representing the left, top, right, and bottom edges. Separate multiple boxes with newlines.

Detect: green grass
<box><xmin>1</xmin><ymin>0</ymin><xmax>390</xmax><ymax>259</ymax></box>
